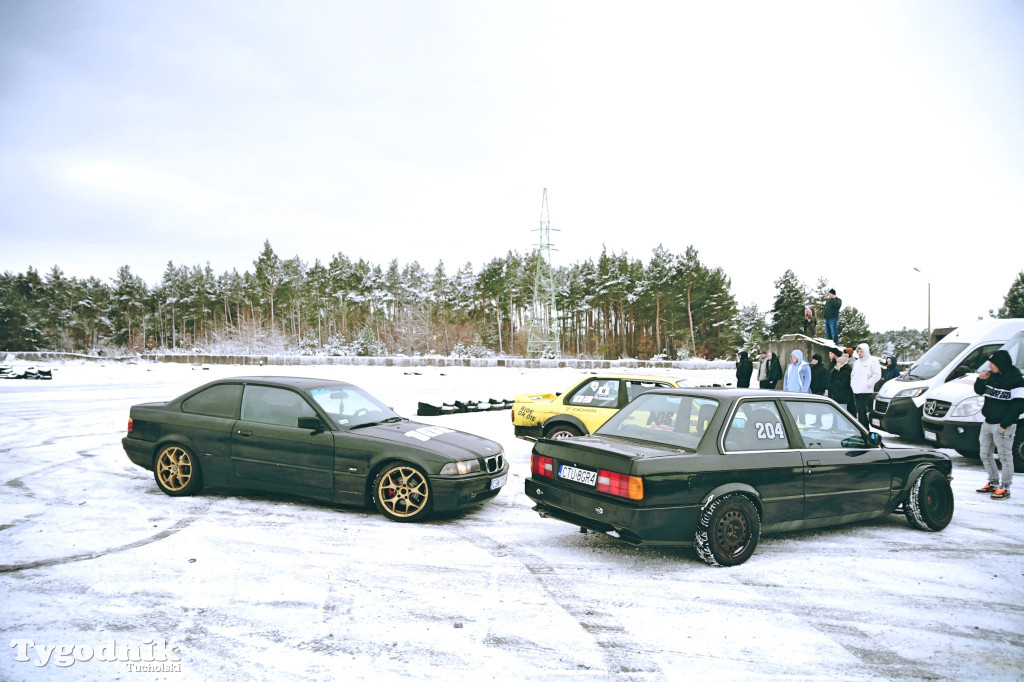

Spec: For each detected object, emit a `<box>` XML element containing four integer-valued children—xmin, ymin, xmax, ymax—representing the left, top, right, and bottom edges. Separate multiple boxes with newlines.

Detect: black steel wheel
<box><xmin>694</xmin><ymin>493</ymin><xmax>761</xmax><ymax>567</ymax></box>
<box><xmin>904</xmin><ymin>468</ymin><xmax>954</xmax><ymax>531</ymax></box>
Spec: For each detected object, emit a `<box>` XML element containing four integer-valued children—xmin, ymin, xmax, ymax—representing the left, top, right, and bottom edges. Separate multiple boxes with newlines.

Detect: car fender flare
<box><xmin>899</xmin><ymin>462</ymin><xmax>950</xmax><ymax>507</ymax></box>
<box><xmin>699</xmin><ymin>482</ymin><xmax>763</xmax><ymax>518</ymax></box>
<box><xmin>542</xmin><ymin>415</ymin><xmax>589</xmax><ymax>436</ymax></box>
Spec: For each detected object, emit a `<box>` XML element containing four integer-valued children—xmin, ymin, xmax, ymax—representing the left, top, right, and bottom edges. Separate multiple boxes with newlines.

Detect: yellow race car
<box><xmin>512</xmin><ymin>373</ymin><xmax>696</xmax><ymax>441</ymax></box>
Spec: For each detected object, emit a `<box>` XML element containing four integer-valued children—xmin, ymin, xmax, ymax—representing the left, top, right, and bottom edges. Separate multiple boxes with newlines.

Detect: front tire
<box><xmin>153</xmin><ymin>444</ymin><xmax>203</xmax><ymax>497</ymax></box>
<box><xmin>904</xmin><ymin>468</ymin><xmax>954</xmax><ymax>531</ymax></box>
<box><xmin>694</xmin><ymin>493</ymin><xmax>761</xmax><ymax>567</ymax></box>
<box><xmin>373</xmin><ymin>463</ymin><xmax>432</xmax><ymax>522</ymax></box>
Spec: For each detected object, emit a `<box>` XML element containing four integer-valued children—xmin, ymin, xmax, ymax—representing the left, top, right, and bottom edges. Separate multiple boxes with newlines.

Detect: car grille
<box><xmin>924</xmin><ymin>400</ymin><xmax>950</xmax><ymax>418</ymax></box>
<box><xmin>485</xmin><ymin>454</ymin><xmax>504</xmax><ymax>473</ymax></box>
<box><xmin>874</xmin><ymin>398</ymin><xmax>890</xmax><ymax>414</ymax></box>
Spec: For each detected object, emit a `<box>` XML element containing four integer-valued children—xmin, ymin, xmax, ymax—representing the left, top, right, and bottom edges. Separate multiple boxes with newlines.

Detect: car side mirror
<box><xmin>868</xmin><ymin>432</ymin><xmax>881</xmax><ymax>447</ymax></box>
<box><xmin>298</xmin><ymin>416</ymin><xmax>327</xmax><ymax>433</ymax></box>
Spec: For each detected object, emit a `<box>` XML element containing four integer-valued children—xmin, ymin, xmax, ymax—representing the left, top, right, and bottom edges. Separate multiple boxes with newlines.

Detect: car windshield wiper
<box><xmin>348</xmin><ymin>416</ymin><xmax>406</xmax><ymax>430</ymax></box>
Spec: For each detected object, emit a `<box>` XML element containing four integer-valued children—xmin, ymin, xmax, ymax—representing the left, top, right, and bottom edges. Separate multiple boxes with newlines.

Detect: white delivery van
<box><xmin>921</xmin><ymin>329</ymin><xmax>1024</xmax><ymax>473</ymax></box>
<box><xmin>870</xmin><ymin>318</ymin><xmax>1024</xmax><ymax>441</ymax></box>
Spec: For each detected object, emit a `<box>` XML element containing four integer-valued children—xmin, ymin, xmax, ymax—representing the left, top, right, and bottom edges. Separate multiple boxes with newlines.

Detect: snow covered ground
<box><xmin>1</xmin><ymin>361</ymin><xmax>1022</xmax><ymax>681</ymax></box>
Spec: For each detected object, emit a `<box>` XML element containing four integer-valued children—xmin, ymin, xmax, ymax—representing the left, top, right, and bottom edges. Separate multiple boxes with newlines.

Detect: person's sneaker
<box><xmin>976</xmin><ymin>483</ymin><xmax>998</xmax><ymax>493</ymax></box>
<box><xmin>991</xmin><ymin>488</ymin><xmax>1011</xmax><ymax>499</ymax></box>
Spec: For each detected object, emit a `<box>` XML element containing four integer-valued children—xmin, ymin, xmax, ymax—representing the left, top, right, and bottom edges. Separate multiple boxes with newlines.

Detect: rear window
<box><xmin>181</xmin><ymin>384</ymin><xmax>241</xmax><ymax>419</ymax></box>
<box><xmin>597</xmin><ymin>393</ymin><xmax>719</xmax><ymax>451</ymax></box>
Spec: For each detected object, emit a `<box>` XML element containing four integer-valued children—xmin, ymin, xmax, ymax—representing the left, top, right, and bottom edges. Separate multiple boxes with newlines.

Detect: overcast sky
<box><xmin>1</xmin><ymin>0</ymin><xmax>1022</xmax><ymax>333</ymax></box>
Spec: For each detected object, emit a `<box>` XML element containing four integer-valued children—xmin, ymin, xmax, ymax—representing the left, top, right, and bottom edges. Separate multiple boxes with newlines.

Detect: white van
<box><xmin>870</xmin><ymin>318</ymin><xmax>1024</xmax><ymax>441</ymax></box>
<box><xmin>921</xmin><ymin>329</ymin><xmax>1024</xmax><ymax>472</ymax></box>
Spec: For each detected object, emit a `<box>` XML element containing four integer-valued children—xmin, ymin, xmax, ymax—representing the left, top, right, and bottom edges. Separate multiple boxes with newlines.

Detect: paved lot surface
<box><xmin>2</xmin><ymin>362</ymin><xmax>1022</xmax><ymax>681</ymax></box>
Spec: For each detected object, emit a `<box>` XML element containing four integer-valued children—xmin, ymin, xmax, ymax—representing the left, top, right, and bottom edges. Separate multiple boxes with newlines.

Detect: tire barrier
<box><xmin>0</xmin><ymin>366</ymin><xmax>52</xmax><ymax>380</ymax></box>
<box><xmin>417</xmin><ymin>399</ymin><xmax>514</xmax><ymax>416</ymax></box>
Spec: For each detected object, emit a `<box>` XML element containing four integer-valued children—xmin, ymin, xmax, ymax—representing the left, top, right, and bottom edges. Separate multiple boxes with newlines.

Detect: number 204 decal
<box><xmin>755</xmin><ymin>422</ymin><xmax>785</xmax><ymax>440</ymax></box>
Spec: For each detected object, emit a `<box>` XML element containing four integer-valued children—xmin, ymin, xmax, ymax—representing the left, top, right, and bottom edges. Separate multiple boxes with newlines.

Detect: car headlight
<box><xmin>950</xmin><ymin>396</ymin><xmax>984</xmax><ymax>418</ymax></box>
<box><xmin>440</xmin><ymin>459</ymin><xmax>481</xmax><ymax>475</ymax></box>
<box><xmin>894</xmin><ymin>388</ymin><xmax>927</xmax><ymax>399</ymax></box>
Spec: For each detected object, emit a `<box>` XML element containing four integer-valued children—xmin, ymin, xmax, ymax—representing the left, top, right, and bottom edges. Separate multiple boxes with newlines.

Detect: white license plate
<box><xmin>558</xmin><ymin>464</ymin><xmax>598</xmax><ymax>486</ymax></box>
<box><xmin>871</xmin><ymin>418</ymin><xmax>880</xmax><ymax>427</ymax></box>
<box><xmin>490</xmin><ymin>473</ymin><xmax>508</xmax><ymax>490</ymax></box>
<box><xmin>924</xmin><ymin>431</ymin><xmax>937</xmax><ymax>442</ymax></box>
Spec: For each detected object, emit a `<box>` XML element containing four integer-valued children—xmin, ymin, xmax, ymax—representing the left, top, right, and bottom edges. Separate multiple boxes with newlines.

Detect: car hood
<box><xmin>923</xmin><ymin>375</ymin><xmax>978</xmax><ymax>402</ymax></box>
<box><xmin>350</xmin><ymin>420</ymin><xmax>502</xmax><ymax>460</ymax></box>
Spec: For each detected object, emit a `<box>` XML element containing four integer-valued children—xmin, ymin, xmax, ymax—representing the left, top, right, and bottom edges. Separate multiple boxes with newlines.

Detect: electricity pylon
<box><xmin>526</xmin><ymin>188</ymin><xmax>560</xmax><ymax>359</ymax></box>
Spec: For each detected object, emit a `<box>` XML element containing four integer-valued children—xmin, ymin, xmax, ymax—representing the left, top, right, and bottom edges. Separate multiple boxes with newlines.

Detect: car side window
<box><xmin>783</xmin><ymin>400</ymin><xmax>864</xmax><ymax>449</ymax></box>
<box><xmin>241</xmin><ymin>385</ymin><xmax>317</xmax><ymax>428</ymax></box>
<box><xmin>568</xmin><ymin>379</ymin><xmax>620</xmax><ymax>409</ymax></box>
<box><xmin>626</xmin><ymin>380</ymin><xmax>673</xmax><ymax>402</ymax></box>
<box><xmin>724</xmin><ymin>401</ymin><xmax>790</xmax><ymax>451</ymax></box>
<box><xmin>181</xmin><ymin>384</ymin><xmax>241</xmax><ymax>419</ymax></box>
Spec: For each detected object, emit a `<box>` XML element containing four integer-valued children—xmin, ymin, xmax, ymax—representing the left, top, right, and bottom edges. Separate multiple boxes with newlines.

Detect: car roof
<box><xmin>643</xmin><ymin>387</ymin><xmax>832</xmax><ymax>402</ymax></box>
<box><xmin>209</xmin><ymin>376</ymin><xmax>355</xmax><ymax>391</ymax></box>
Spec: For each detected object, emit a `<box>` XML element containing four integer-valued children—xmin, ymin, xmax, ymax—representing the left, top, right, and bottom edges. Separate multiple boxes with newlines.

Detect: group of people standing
<box><xmin>735</xmin><ymin>344</ymin><xmax>900</xmax><ymax>429</ymax></box>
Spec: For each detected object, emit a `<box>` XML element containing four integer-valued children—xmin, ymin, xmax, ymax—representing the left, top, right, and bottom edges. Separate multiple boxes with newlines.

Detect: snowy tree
<box><xmin>770</xmin><ymin>269</ymin><xmax>808</xmax><ymax>339</ymax></box>
<box><xmin>998</xmin><ymin>271</ymin><xmax>1024</xmax><ymax>318</ymax></box>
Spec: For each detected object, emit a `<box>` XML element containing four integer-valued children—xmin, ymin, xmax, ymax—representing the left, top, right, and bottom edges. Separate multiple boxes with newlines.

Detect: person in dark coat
<box><xmin>761</xmin><ymin>351</ymin><xmax>783</xmax><ymax>389</ymax></box>
<box><xmin>809</xmin><ymin>353</ymin><xmax>828</xmax><ymax>395</ymax></box>
<box><xmin>802</xmin><ymin>308</ymin><xmax>817</xmax><ymax>337</ymax></box>
<box><xmin>735</xmin><ymin>351</ymin><xmax>753</xmax><ymax>388</ymax></box>
<box><xmin>828</xmin><ymin>354</ymin><xmax>854</xmax><ymax>413</ymax></box>
<box><xmin>883</xmin><ymin>356</ymin><xmax>900</xmax><ymax>382</ymax></box>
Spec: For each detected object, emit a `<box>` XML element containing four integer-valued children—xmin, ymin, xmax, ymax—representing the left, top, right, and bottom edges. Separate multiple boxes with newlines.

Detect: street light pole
<box><xmin>913</xmin><ymin>267</ymin><xmax>931</xmax><ymax>336</ymax></box>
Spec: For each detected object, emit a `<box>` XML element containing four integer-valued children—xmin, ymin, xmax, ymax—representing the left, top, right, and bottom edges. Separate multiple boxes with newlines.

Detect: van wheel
<box><xmin>1014</xmin><ymin>424</ymin><xmax>1024</xmax><ymax>474</ymax></box>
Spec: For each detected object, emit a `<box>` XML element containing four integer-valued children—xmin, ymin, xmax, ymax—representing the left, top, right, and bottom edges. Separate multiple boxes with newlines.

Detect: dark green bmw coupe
<box><xmin>123</xmin><ymin>376</ymin><xmax>508</xmax><ymax>521</ymax></box>
<box><xmin>525</xmin><ymin>388</ymin><xmax>954</xmax><ymax>566</ymax></box>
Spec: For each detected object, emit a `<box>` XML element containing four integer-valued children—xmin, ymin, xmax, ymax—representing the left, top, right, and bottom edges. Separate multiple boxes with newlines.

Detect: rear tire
<box><xmin>546</xmin><ymin>424</ymin><xmax>582</xmax><ymax>440</ymax></box>
<box><xmin>694</xmin><ymin>493</ymin><xmax>761</xmax><ymax>567</ymax></box>
<box><xmin>904</xmin><ymin>468</ymin><xmax>954</xmax><ymax>531</ymax></box>
<box><xmin>153</xmin><ymin>444</ymin><xmax>203</xmax><ymax>497</ymax></box>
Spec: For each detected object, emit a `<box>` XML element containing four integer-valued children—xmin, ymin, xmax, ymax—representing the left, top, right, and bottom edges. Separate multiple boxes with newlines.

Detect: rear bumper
<box><xmin>525</xmin><ymin>477</ymin><xmax>696</xmax><ymax>546</ymax></box>
<box><xmin>921</xmin><ymin>418</ymin><xmax>980</xmax><ymax>454</ymax></box>
<box><xmin>514</xmin><ymin>424</ymin><xmax>543</xmax><ymax>441</ymax></box>
<box><xmin>122</xmin><ymin>437</ymin><xmax>155</xmax><ymax>470</ymax></box>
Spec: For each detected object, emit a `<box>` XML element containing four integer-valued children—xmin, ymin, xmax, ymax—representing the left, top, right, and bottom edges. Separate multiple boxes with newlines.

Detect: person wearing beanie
<box><xmin>973</xmin><ymin>349</ymin><xmax>1023</xmax><ymax>499</ymax></box>
<box><xmin>829</xmin><ymin>354</ymin><xmax>854</xmax><ymax>414</ymax></box>
<box><xmin>810</xmin><ymin>353</ymin><xmax>828</xmax><ymax>395</ymax></box>
<box><xmin>736</xmin><ymin>350</ymin><xmax>753</xmax><ymax>388</ymax></box>
<box><xmin>823</xmin><ymin>289</ymin><xmax>842</xmax><ymax>345</ymax></box>
<box><xmin>850</xmin><ymin>343</ymin><xmax>881</xmax><ymax>428</ymax></box>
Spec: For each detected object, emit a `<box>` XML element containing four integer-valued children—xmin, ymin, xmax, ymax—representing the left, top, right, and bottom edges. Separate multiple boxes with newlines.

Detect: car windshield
<box><xmin>596</xmin><ymin>392</ymin><xmax>720</xmax><ymax>451</ymax></box>
<box><xmin>903</xmin><ymin>342</ymin><xmax>968</xmax><ymax>380</ymax></box>
<box><xmin>307</xmin><ymin>384</ymin><xmax>400</xmax><ymax>429</ymax></box>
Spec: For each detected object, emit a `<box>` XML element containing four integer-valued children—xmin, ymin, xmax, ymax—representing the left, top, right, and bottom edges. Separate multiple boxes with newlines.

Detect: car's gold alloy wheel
<box><xmin>377</xmin><ymin>466</ymin><xmax>429</xmax><ymax>517</ymax></box>
<box><xmin>156</xmin><ymin>446</ymin><xmax>193</xmax><ymax>492</ymax></box>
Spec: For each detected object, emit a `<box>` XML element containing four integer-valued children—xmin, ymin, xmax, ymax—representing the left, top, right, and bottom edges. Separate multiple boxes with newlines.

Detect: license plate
<box><xmin>490</xmin><ymin>473</ymin><xmax>508</xmax><ymax>490</ymax></box>
<box><xmin>924</xmin><ymin>431</ymin><xmax>937</xmax><ymax>442</ymax></box>
<box><xmin>558</xmin><ymin>464</ymin><xmax>598</xmax><ymax>486</ymax></box>
<box><xmin>871</xmin><ymin>418</ymin><xmax>880</xmax><ymax>427</ymax></box>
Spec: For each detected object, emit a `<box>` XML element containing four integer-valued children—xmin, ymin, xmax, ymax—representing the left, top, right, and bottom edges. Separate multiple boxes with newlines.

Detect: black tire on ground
<box><xmin>694</xmin><ymin>493</ymin><xmax>761</xmax><ymax>567</ymax></box>
<box><xmin>546</xmin><ymin>424</ymin><xmax>582</xmax><ymax>440</ymax></box>
<box><xmin>900</xmin><ymin>409</ymin><xmax>925</xmax><ymax>442</ymax></box>
<box><xmin>372</xmin><ymin>462</ymin><xmax>432</xmax><ymax>522</ymax></box>
<box><xmin>153</xmin><ymin>444</ymin><xmax>204</xmax><ymax>497</ymax></box>
<box><xmin>904</xmin><ymin>468</ymin><xmax>954</xmax><ymax>531</ymax></box>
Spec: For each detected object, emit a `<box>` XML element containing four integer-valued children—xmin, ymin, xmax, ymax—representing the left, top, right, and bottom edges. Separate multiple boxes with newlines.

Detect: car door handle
<box><xmin>806</xmin><ymin>459</ymin><xmax>820</xmax><ymax>473</ymax></box>
<box><xmin>236</xmin><ymin>429</ymin><xmax>252</xmax><ymax>437</ymax></box>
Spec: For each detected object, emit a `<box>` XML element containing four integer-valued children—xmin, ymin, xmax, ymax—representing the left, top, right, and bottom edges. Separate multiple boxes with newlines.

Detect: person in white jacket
<box><xmin>850</xmin><ymin>342</ymin><xmax>882</xmax><ymax>429</ymax></box>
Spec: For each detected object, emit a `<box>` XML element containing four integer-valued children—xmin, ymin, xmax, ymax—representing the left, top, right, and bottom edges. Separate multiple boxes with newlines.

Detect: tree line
<box><xmin>2</xmin><ymin>240</ymin><xmax>1021</xmax><ymax>361</ymax></box>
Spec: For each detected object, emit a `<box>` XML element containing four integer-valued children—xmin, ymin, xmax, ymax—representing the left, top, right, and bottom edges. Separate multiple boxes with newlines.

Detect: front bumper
<box><xmin>871</xmin><ymin>396</ymin><xmax>920</xmax><ymax>436</ymax></box>
<box><xmin>525</xmin><ymin>477</ymin><xmax>696</xmax><ymax>546</ymax></box>
<box><xmin>921</xmin><ymin>418</ymin><xmax>980</xmax><ymax>454</ymax></box>
<box><xmin>431</xmin><ymin>463</ymin><xmax>510</xmax><ymax>512</ymax></box>
<box><xmin>514</xmin><ymin>424</ymin><xmax>543</xmax><ymax>441</ymax></box>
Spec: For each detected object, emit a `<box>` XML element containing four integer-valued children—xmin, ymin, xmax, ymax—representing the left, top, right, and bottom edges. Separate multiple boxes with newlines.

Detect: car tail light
<box><xmin>127</xmin><ymin>417</ymin><xmax>134</xmax><ymax>434</ymax></box>
<box><xmin>531</xmin><ymin>454</ymin><xmax>554</xmax><ymax>478</ymax></box>
<box><xmin>597</xmin><ymin>469</ymin><xmax>643</xmax><ymax>500</ymax></box>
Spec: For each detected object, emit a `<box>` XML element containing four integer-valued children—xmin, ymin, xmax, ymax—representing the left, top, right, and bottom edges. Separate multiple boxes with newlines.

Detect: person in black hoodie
<box><xmin>974</xmin><ymin>349</ymin><xmax>1024</xmax><ymax>499</ymax></box>
<box><xmin>760</xmin><ymin>351</ymin><xmax>783</xmax><ymax>389</ymax></box>
<box><xmin>809</xmin><ymin>354</ymin><xmax>828</xmax><ymax>395</ymax></box>
<box><xmin>735</xmin><ymin>351</ymin><xmax>753</xmax><ymax>388</ymax></box>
